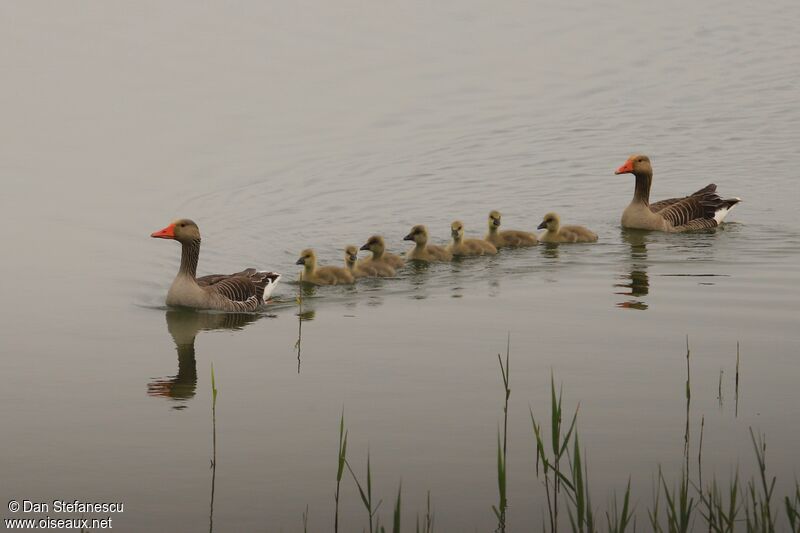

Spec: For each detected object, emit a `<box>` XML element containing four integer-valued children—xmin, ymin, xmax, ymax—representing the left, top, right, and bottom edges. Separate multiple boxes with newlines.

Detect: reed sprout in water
<box><xmin>531</xmin><ymin>371</ymin><xmax>579</xmax><ymax>533</ymax></box>
<box><xmin>346</xmin><ymin>449</ymin><xmax>381</xmax><ymax>533</ymax></box>
<box><xmin>334</xmin><ymin>410</ymin><xmax>347</xmax><ymax>533</ymax></box>
<box><xmin>745</xmin><ymin>428</ymin><xmax>776</xmax><ymax>531</ymax></box>
<box><xmin>493</xmin><ymin>337</ymin><xmax>511</xmax><ymax>532</ymax></box>
<box><xmin>416</xmin><ymin>491</ymin><xmax>434</xmax><ymax>533</ymax></box>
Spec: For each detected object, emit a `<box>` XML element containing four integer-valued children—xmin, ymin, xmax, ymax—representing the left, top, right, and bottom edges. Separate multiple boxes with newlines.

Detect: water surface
<box><xmin>2</xmin><ymin>1</ymin><xmax>799</xmax><ymax>530</ymax></box>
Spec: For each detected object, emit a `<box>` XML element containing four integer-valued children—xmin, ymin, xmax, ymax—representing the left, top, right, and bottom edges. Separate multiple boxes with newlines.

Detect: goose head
<box><xmin>296</xmin><ymin>249</ymin><xmax>317</xmax><ymax>270</ymax></box>
<box><xmin>450</xmin><ymin>220</ymin><xmax>465</xmax><ymax>243</ymax></box>
<box><xmin>488</xmin><ymin>210</ymin><xmax>502</xmax><ymax>231</ymax></box>
<box><xmin>404</xmin><ymin>225</ymin><xmax>428</xmax><ymax>245</ymax></box>
<box><xmin>615</xmin><ymin>154</ymin><xmax>652</xmax><ymax>177</ymax></box>
<box><xmin>360</xmin><ymin>235</ymin><xmax>385</xmax><ymax>257</ymax></box>
<box><xmin>537</xmin><ymin>212</ymin><xmax>561</xmax><ymax>232</ymax></box>
<box><xmin>151</xmin><ymin>219</ymin><xmax>200</xmax><ymax>243</ymax></box>
<box><xmin>344</xmin><ymin>245</ymin><xmax>359</xmax><ymax>268</ymax></box>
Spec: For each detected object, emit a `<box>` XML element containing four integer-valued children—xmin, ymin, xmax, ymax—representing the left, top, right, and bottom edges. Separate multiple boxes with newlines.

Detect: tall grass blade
<box><xmin>335</xmin><ymin>410</ymin><xmax>348</xmax><ymax>533</ymax></box>
<box><xmin>392</xmin><ymin>482</ymin><xmax>401</xmax><ymax>533</ymax></box>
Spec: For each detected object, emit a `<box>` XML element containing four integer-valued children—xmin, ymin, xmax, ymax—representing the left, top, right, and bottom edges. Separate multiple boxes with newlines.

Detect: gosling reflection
<box><xmin>540</xmin><ymin>242</ymin><xmax>561</xmax><ymax>260</ymax></box>
<box><xmin>615</xmin><ymin>230</ymin><xmax>650</xmax><ymax>310</ymax></box>
<box><xmin>148</xmin><ymin>310</ymin><xmax>259</xmax><ymax>408</ymax></box>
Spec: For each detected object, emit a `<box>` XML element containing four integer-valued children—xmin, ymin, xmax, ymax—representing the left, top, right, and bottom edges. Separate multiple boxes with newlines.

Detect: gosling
<box><xmin>403</xmin><ymin>225</ymin><xmax>452</xmax><ymax>262</ymax></box>
<box><xmin>296</xmin><ymin>249</ymin><xmax>355</xmax><ymax>285</ymax></box>
<box><xmin>360</xmin><ymin>235</ymin><xmax>404</xmax><ymax>270</ymax></box>
<box><xmin>447</xmin><ymin>220</ymin><xmax>498</xmax><ymax>256</ymax></box>
<box><xmin>344</xmin><ymin>245</ymin><xmax>379</xmax><ymax>278</ymax></box>
<box><xmin>537</xmin><ymin>212</ymin><xmax>598</xmax><ymax>243</ymax></box>
<box><xmin>485</xmin><ymin>210</ymin><xmax>538</xmax><ymax>248</ymax></box>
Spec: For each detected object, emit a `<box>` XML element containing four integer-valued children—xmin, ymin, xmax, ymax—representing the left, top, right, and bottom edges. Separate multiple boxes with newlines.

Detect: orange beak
<box><xmin>151</xmin><ymin>223</ymin><xmax>176</xmax><ymax>239</ymax></box>
<box><xmin>615</xmin><ymin>159</ymin><xmax>634</xmax><ymax>175</ymax></box>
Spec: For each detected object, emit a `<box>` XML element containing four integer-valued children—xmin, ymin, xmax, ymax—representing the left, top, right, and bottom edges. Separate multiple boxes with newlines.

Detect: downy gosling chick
<box><xmin>537</xmin><ymin>212</ymin><xmax>598</xmax><ymax>243</ymax></box>
<box><xmin>447</xmin><ymin>220</ymin><xmax>497</xmax><ymax>256</ymax></box>
<box><xmin>344</xmin><ymin>245</ymin><xmax>379</xmax><ymax>278</ymax></box>
<box><xmin>360</xmin><ymin>235</ymin><xmax>404</xmax><ymax>270</ymax></box>
<box><xmin>296</xmin><ymin>249</ymin><xmax>354</xmax><ymax>285</ymax></box>
<box><xmin>485</xmin><ymin>210</ymin><xmax>538</xmax><ymax>248</ymax></box>
<box><xmin>403</xmin><ymin>225</ymin><xmax>452</xmax><ymax>262</ymax></box>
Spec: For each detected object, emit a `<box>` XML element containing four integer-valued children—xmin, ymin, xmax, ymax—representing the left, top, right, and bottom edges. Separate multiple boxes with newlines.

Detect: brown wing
<box><xmin>670</xmin><ymin>218</ymin><xmax>720</xmax><ymax>231</ymax></box>
<box><xmin>211</xmin><ymin>277</ymin><xmax>258</xmax><ymax>303</ymax></box>
<box><xmin>652</xmin><ymin>184</ymin><xmax>729</xmax><ymax>230</ymax></box>
<box><xmin>649</xmin><ymin>197</ymin><xmax>683</xmax><ymax>213</ymax></box>
<box><xmin>198</xmin><ymin>269</ymin><xmax>280</xmax><ymax>310</ymax></box>
<box><xmin>650</xmin><ymin>184</ymin><xmax>717</xmax><ymax>214</ymax></box>
<box><xmin>196</xmin><ymin>268</ymin><xmax>257</xmax><ymax>287</ymax></box>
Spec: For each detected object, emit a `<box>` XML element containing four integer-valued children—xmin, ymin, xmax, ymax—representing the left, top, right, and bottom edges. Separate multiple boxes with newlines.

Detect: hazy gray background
<box><xmin>1</xmin><ymin>1</ymin><xmax>798</xmax><ymax>530</ymax></box>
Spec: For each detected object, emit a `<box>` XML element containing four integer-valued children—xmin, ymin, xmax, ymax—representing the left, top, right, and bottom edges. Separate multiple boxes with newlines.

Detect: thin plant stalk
<box><xmin>567</xmin><ymin>431</ymin><xmax>596</xmax><ymax>533</ymax></box>
<box><xmin>347</xmin><ymin>451</ymin><xmax>382</xmax><ymax>533</ymax></box>
<box><xmin>295</xmin><ymin>272</ymin><xmax>303</xmax><ymax>373</ymax></box>
<box><xmin>606</xmin><ymin>478</ymin><xmax>634</xmax><ymax>533</ymax></box>
<box><xmin>698</xmin><ymin>416</ymin><xmax>705</xmax><ymax>489</ymax></box>
<box><xmin>745</xmin><ymin>428</ymin><xmax>776</xmax><ymax>532</ymax></box>
<box><xmin>335</xmin><ymin>411</ymin><xmax>348</xmax><ymax>533</ymax></box>
<box><xmin>392</xmin><ymin>482</ymin><xmax>402</xmax><ymax>533</ymax></box>
<box><xmin>209</xmin><ymin>364</ymin><xmax>218</xmax><ymax>533</ymax></box>
<box><xmin>785</xmin><ymin>479</ymin><xmax>800</xmax><ymax>532</ymax></box>
<box><xmin>735</xmin><ymin>342</ymin><xmax>740</xmax><ymax>418</ymax></box>
<box><xmin>696</xmin><ymin>472</ymin><xmax>740</xmax><ymax>533</ymax></box>
<box><xmin>416</xmin><ymin>491</ymin><xmax>434</xmax><ymax>533</ymax></box>
<box><xmin>660</xmin><ymin>467</ymin><xmax>695</xmax><ymax>533</ymax></box>
<box><xmin>531</xmin><ymin>372</ymin><xmax>578</xmax><ymax>533</ymax></box>
<box><xmin>493</xmin><ymin>339</ymin><xmax>511</xmax><ymax>531</ymax></box>
<box><xmin>648</xmin><ymin>472</ymin><xmax>663</xmax><ymax>533</ymax></box>
<box><xmin>684</xmin><ymin>336</ymin><xmax>691</xmax><ymax>479</ymax></box>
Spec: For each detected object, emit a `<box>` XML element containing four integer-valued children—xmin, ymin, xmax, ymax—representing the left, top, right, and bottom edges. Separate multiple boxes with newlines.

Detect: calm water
<box><xmin>2</xmin><ymin>1</ymin><xmax>799</xmax><ymax>531</ymax></box>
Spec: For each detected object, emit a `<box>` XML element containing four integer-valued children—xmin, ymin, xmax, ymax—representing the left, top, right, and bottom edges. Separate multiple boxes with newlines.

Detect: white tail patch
<box><xmin>714</xmin><ymin>198</ymin><xmax>741</xmax><ymax>224</ymax></box>
<box><xmin>261</xmin><ymin>273</ymin><xmax>281</xmax><ymax>302</ymax></box>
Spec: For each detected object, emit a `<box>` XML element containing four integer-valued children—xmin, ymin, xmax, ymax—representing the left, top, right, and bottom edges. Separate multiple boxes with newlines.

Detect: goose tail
<box><xmin>260</xmin><ymin>272</ymin><xmax>281</xmax><ymax>302</ymax></box>
<box><xmin>714</xmin><ymin>197</ymin><xmax>741</xmax><ymax>224</ymax></box>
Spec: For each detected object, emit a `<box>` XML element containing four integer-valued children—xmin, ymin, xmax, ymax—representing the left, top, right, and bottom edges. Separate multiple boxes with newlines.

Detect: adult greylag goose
<box><xmin>296</xmin><ymin>249</ymin><xmax>354</xmax><ymax>285</ymax></box>
<box><xmin>151</xmin><ymin>219</ymin><xmax>280</xmax><ymax>311</ymax></box>
<box><xmin>344</xmin><ymin>245</ymin><xmax>379</xmax><ymax>278</ymax></box>
<box><xmin>537</xmin><ymin>212</ymin><xmax>598</xmax><ymax>243</ymax></box>
<box><xmin>447</xmin><ymin>220</ymin><xmax>498</xmax><ymax>256</ymax></box>
<box><xmin>615</xmin><ymin>155</ymin><xmax>741</xmax><ymax>231</ymax></box>
<box><xmin>360</xmin><ymin>235</ymin><xmax>404</xmax><ymax>270</ymax></box>
<box><xmin>485</xmin><ymin>210</ymin><xmax>538</xmax><ymax>248</ymax></box>
<box><xmin>404</xmin><ymin>225</ymin><xmax>452</xmax><ymax>262</ymax></box>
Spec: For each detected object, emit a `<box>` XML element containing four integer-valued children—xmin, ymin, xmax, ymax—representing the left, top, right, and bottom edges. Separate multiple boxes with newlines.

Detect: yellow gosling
<box><xmin>296</xmin><ymin>248</ymin><xmax>355</xmax><ymax>285</ymax></box>
<box><xmin>360</xmin><ymin>235</ymin><xmax>404</xmax><ymax>270</ymax></box>
<box><xmin>485</xmin><ymin>210</ymin><xmax>538</xmax><ymax>248</ymax></box>
<box><xmin>537</xmin><ymin>212</ymin><xmax>598</xmax><ymax>243</ymax></box>
<box><xmin>447</xmin><ymin>220</ymin><xmax>497</xmax><ymax>256</ymax></box>
<box><xmin>344</xmin><ymin>245</ymin><xmax>379</xmax><ymax>278</ymax></box>
<box><xmin>403</xmin><ymin>225</ymin><xmax>452</xmax><ymax>262</ymax></box>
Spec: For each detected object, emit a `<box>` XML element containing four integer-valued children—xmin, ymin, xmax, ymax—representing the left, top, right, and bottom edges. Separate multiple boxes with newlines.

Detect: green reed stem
<box><xmin>335</xmin><ymin>410</ymin><xmax>348</xmax><ymax>533</ymax></box>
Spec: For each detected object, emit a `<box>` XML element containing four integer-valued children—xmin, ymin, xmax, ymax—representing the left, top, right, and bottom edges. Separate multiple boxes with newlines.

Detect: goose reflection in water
<box><xmin>615</xmin><ymin>230</ymin><xmax>651</xmax><ymax>310</ymax></box>
<box><xmin>147</xmin><ymin>310</ymin><xmax>259</xmax><ymax>408</ymax></box>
